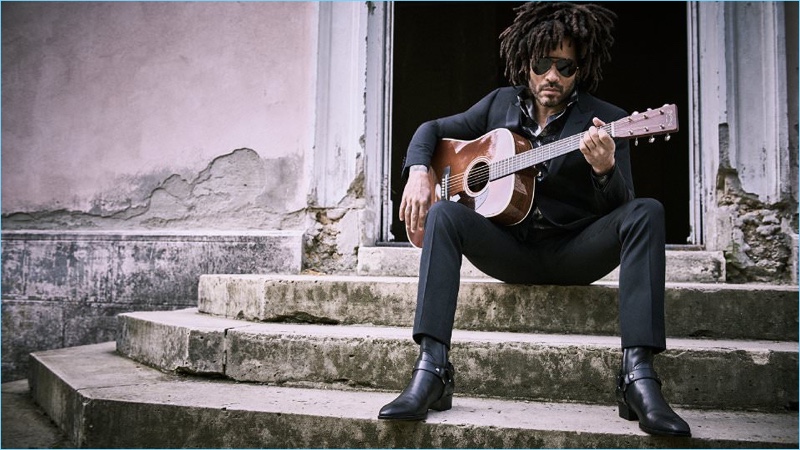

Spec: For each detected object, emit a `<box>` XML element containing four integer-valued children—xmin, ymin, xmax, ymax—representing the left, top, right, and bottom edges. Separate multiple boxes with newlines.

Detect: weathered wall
<box><xmin>2</xmin><ymin>1</ymin><xmax>315</xmax><ymax>218</ymax></box>
<box><xmin>1</xmin><ymin>229</ymin><xmax>303</xmax><ymax>380</ymax></box>
<box><xmin>714</xmin><ymin>166</ymin><xmax>797</xmax><ymax>283</ymax></box>
<box><xmin>3</xmin><ymin>148</ymin><xmax>308</xmax><ymax>231</ymax></box>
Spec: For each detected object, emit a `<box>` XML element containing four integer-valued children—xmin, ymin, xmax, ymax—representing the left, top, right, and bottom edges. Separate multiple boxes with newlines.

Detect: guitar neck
<box><xmin>489</xmin><ymin>124</ymin><xmax>612</xmax><ymax>180</ymax></box>
<box><xmin>489</xmin><ymin>104</ymin><xmax>678</xmax><ymax>180</ymax></box>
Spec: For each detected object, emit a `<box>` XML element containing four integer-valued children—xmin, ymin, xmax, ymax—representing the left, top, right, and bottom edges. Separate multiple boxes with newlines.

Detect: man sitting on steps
<box><xmin>377</xmin><ymin>1</ymin><xmax>691</xmax><ymax>438</ymax></box>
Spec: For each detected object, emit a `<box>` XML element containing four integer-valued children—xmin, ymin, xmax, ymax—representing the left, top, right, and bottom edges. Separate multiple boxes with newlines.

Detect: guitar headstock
<box><xmin>611</xmin><ymin>104</ymin><xmax>678</xmax><ymax>143</ymax></box>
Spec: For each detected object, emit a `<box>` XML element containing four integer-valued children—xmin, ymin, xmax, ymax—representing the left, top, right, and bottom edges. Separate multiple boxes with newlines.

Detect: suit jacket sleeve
<box><xmin>400</xmin><ymin>88</ymin><xmax>507</xmax><ymax>183</ymax></box>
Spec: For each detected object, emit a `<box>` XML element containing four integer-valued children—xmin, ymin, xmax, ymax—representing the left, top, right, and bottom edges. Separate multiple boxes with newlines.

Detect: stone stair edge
<box><xmin>357</xmin><ymin>246</ymin><xmax>726</xmax><ymax>260</ymax></box>
<box><xmin>195</xmin><ymin>274</ymin><xmax>798</xmax><ymax>342</ymax></box>
<box><xmin>29</xmin><ymin>342</ymin><xmax>799</xmax><ymax>449</ymax></box>
<box><xmin>198</xmin><ymin>273</ymin><xmax>800</xmax><ymax>291</ymax></box>
<box><xmin>118</xmin><ymin>308</ymin><xmax>799</xmax><ymax>353</ymax></box>
<box><xmin>115</xmin><ymin>308</ymin><xmax>798</xmax><ymax>410</ymax></box>
<box><xmin>1</xmin><ymin>229</ymin><xmax>305</xmax><ymax>240</ymax></box>
<box><xmin>356</xmin><ymin>246</ymin><xmax>729</xmax><ymax>283</ymax></box>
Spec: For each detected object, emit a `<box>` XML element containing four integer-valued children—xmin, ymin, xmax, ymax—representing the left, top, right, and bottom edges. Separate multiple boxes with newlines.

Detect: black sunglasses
<box><xmin>531</xmin><ymin>57</ymin><xmax>578</xmax><ymax>77</ymax></box>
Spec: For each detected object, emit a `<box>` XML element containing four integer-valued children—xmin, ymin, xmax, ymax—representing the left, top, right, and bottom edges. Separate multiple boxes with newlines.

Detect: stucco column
<box><xmin>693</xmin><ymin>1</ymin><xmax>797</xmax><ymax>282</ymax></box>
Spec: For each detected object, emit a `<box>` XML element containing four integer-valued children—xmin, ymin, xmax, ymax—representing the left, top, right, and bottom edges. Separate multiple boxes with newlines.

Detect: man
<box><xmin>377</xmin><ymin>2</ymin><xmax>691</xmax><ymax>438</ymax></box>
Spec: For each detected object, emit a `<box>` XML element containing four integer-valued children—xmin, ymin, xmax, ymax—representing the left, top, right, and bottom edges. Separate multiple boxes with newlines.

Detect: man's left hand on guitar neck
<box><xmin>580</xmin><ymin>117</ymin><xmax>616</xmax><ymax>177</ymax></box>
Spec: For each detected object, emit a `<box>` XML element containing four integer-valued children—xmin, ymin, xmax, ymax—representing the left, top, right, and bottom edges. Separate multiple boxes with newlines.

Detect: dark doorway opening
<box><xmin>389</xmin><ymin>2</ymin><xmax>690</xmax><ymax>245</ymax></box>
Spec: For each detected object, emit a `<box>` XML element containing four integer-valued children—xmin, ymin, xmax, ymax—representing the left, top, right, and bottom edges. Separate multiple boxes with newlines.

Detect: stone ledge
<box><xmin>30</xmin><ymin>342</ymin><xmax>798</xmax><ymax>448</ymax></box>
<box><xmin>357</xmin><ymin>246</ymin><xmax>727</xmax><ymax>283</ymax></box>
<box><xmin>1</xmin><ymin>229</ymin><xmax>304</xmax><ymax>241</ymax></box>
<box><xmin>2</xmin><ymin>230</ymin><xmax>304</xmax><ymax>301</ymax></box>
<box><xmin>198</xmin><ymin>274</ymin><xmax>799</xmax><ymax>341</ymax></box>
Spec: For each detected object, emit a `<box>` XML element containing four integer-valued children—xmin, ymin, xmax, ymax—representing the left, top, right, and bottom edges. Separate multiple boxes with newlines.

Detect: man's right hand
<box><xmin>399</xmin><ymin>167</ymin><xmax>433</xmax><ymax>233</ymax></box>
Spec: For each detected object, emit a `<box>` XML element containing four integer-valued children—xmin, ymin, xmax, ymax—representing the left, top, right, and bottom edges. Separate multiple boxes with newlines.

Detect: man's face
<box><xmin>528</xmin><ymin>38</ymin><xmax>578</xmax><ymax>109</ymax></box>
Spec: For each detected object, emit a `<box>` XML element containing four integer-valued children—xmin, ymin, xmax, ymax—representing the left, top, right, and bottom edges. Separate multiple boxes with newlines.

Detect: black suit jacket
<box><xmin>403</xmin><ymin>86</ymin><xmax>636</xmax><ymax>230</ymax></box>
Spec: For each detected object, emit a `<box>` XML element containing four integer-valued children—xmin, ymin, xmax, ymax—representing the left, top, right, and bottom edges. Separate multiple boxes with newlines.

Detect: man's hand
<box><xmin>399</xmin><ymin>167</ymin><xmax>433</xmax><ymax>233</ymax></box>
<box><xmin>579</xmin><ymin>117</ymin><xmax>615</xmax><ymax>175</ymax></box>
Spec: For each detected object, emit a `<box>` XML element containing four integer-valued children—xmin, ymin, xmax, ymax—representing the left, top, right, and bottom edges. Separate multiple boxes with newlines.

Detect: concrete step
<box><xmin>357</xmin><ymin>246</ymin><xmax>727</xmax><ymax>283</ymax></box>
<box><xmin>197</xmin><ymin>274</ymin><xmax>799</xmax><ymax>341</ymax></box>
<box><xmin>30</xmin><ymin>342</ymin><xmax>797</xmax><ymax>448</ymax></box>
<box><xmin>116</xmin><ymin>308</ymin><xmax>798</xmax><ymax>411</ymax></box>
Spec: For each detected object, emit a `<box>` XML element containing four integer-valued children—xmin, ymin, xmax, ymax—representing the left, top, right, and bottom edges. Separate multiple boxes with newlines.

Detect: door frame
<box><xmin>369</xmin><ymin>2</ymin><xmax>704</xmax><ymax>245</ymax></box>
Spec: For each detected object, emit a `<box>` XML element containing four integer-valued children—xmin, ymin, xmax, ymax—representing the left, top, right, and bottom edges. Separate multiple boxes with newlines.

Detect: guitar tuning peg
<box><xmin>632</xmin><ymin>111</ymin><xmax>639</xmax><ymax>116</ymax></box>
<box><xmin>648</xmin><ymin>136</ymin><xmax>655</xmax><ymax>144</ymax></box>
<box><xmin>634</xmin><ymin>138</ymin><xmax>639</xmax><ymax>146</ymax></box>
<box><xmin>665</xmin><ymin>134</ymin><xmax>671</xmax><ymax>142</ymax></box>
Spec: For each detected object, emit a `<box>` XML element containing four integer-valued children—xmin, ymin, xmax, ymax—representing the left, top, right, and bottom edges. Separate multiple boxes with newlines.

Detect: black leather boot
<box><xmin>378</xmin><ymin>336</ymin><xmax>455</xmax><ymax>421</ymax></box>
<box><xmin>616</xmin><ymin>346</ymin><xmax>691</xmax><ymax>437</ymax></box>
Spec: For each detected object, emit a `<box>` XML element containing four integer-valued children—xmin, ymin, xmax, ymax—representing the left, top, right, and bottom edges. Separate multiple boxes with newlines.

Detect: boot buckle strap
<box><xmin>413</xmin><ymin>354</ymin><xmax>452</xmax><ymax>384</ymax></box>
<box><xmin>620</xmin><ymin>367</ymin><xmax>662</xmax><ymax>391</ymax></box>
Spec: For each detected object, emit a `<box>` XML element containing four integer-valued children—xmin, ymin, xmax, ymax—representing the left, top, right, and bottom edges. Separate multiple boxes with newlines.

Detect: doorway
<box><xmin>387</xmin><ymin>2</ymin><xmax>691</xmax><ymax>245</ymax></box>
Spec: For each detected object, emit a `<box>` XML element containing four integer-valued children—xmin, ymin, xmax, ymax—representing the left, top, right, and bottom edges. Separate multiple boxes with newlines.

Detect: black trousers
<box><xmin>412</xmin><ymin>198</ymin><xmax>667</xmax><ymax>352</ymax></box>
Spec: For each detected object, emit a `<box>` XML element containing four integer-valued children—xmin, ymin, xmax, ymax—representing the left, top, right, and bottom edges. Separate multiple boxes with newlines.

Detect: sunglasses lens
<box><xmin>556</xmin><ymin>59</ymin><xmax>577</xmax><ymax>77</ymax></box>
<box><xmin>532</xmin><ymin>59</ymin><xmax>552</xmax><ymax>75</ymax></box>
<box><xmin>532</xmin><ymin>58</ymin><xmax>576</xmax><ymax>77</ymax></box>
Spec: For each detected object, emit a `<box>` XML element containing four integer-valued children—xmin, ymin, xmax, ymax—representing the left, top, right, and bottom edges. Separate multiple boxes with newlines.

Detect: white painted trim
<box><xmin>694</xmin><ymin>1</ymin><xmax>729</xmax><ymax>252</ymax></box>
<box><xmin>725</xmin><ymin>2</ymin><xmax>790</xmax><ymax>204</ymax></box>
<box><xmin>688</xmin><ymin>1</ymin><xmax>703</xmax><ymax>246</ymax></box>
<box><xmin>311</xmin><ymin>3</ymin><xmax>368</xmax><ymax>208</ymax></box>
<box><xmin>364</xmin><ymin>2</ymin><xmax>393</xmax><ymax>244</ymax></box>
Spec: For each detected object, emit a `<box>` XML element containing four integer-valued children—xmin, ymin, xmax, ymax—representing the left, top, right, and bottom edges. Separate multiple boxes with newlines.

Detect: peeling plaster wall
<box><xmin>2</xmin><ymin>2</ymin><xmax>315</xmax><ymax>216</ymax></box>
<box><xmin>715</xmin><ymin>167</ymin><xmax>797</xmax><ymax>284</ymax></box>
<box><xmin>3</xmin><ymin>149</ymin><xmax>307</xmax><ymax>231</ymax></box>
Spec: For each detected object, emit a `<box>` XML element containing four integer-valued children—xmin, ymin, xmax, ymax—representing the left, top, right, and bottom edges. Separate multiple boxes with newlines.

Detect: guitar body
<box><xmin>407</xmin><ymin>129</ymin><xmax>536</xmax><ymax>248</ymax></box>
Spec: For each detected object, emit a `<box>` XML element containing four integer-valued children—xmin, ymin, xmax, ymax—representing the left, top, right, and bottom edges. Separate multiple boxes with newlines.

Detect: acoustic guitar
<box><xmin>406</xmin><ymin>104</ymin><xmax>679</xmax><ymax>248</ymax></box>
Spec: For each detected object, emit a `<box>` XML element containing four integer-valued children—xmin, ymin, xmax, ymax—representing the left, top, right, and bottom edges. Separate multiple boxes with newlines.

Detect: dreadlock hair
<box><xmin>499</xmin><ymin>2</ymin><xmax>616</xmax><ymax>92</ymax></box>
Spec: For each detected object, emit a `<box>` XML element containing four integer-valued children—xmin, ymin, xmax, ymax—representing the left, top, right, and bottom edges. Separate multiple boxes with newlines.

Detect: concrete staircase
<box><xmin>28</xmin><ymin>249</ymin><xmax>799</xmax><ymax>448</ymax></box>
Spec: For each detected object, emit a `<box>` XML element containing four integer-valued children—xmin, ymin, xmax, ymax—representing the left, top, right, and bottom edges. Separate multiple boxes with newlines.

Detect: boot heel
<box><xmin>618</xmin><ymin>401</ymin><xmax>638</xmax><ymax>421</ymax></box>
<box><xmin>430</xmin><ymin>394</ymin><xmax>453</xmax><ymax>411</ymax></box>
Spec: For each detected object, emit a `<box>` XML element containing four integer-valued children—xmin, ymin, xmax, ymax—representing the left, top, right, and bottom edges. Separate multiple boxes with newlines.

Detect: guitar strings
<box><xmin>442</xmin><ymin>125</ymin><xmax>611</xmax><ymax>194</ymax></box>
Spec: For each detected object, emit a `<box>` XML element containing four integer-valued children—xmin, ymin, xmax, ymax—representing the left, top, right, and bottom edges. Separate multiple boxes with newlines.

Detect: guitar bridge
<box><xmin>441</xmin><ymin>167</ymin><xmax>451</xmax><ymax>200</ymax></box>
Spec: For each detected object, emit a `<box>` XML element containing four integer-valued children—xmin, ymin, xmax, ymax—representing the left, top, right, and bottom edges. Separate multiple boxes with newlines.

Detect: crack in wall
<box><xmin>2</xmin><ymin>149</ymin><xmax>306</xmax><ymax>231</ymax></box>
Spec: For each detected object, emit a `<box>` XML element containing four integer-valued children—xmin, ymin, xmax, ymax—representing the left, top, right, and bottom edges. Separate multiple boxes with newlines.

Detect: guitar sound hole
<box><xmin>467</xmin><ymin>161</ymin><xmax>489</xmax><ymax>193</ymax></box>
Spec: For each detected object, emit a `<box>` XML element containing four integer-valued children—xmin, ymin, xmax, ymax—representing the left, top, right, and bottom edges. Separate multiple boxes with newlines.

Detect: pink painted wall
<box><xmin>2</xmin><ymin>2</ymin><xmax>316</xmax><ymax>221</ymax></box>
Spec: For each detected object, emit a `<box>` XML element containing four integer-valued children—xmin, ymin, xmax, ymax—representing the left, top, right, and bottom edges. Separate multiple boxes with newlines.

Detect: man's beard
<box><xmin>532</xmin><ymin>80</ymin><xmax>575</xmax><ymax>108</ymax></box>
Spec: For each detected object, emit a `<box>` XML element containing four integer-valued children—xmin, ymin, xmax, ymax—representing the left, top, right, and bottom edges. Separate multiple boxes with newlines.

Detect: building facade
<box><xmin>2</xmin><ymin>2</ymin><xmax>797</xmax><ymax>380</ymax></box>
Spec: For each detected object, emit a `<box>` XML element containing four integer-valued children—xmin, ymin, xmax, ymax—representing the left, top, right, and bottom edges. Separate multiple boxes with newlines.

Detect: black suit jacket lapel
<box><xmin>504</xmin><ymin>87</ymin><xmax>527</xmax><ymax>130</ymax></box>
<box><xmin>547</xmin><ymin>97</ymin><xmax>594</xmax><ymax>176</ymax></box>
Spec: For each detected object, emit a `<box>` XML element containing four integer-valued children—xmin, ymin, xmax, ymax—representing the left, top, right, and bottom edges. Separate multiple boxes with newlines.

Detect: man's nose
<box><xmin>544</xmin><ymin>67</ymin><xmax>560</xmax><ymax>81</ymax></box>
